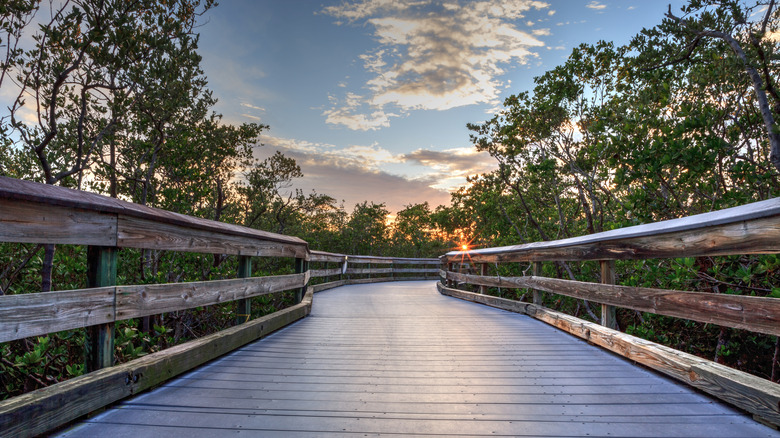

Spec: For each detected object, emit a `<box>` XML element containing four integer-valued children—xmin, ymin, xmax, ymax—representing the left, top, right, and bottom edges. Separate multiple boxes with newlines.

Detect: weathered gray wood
<box><xmin>444</xmin><ymin>271</ymin><xmax>780</xmax><ymax>337</ymax></box>
<box><xmin>437</xmin><ymin>282</ymin><xmax>780</xmax><ymax>427</ymax></box>
<box><xmin>295</xmin><ymin>258</ymin><xmax>308</xmax><ymax>303</ymax></box>
<box><xmin>57</xmin><ymin>282</ymin><xmax>778</xmax><ymax>437</ymax></box>
<box><xmin>0</xmin><ymin>176</ymin><xmax>307</xmax><ymax>250</ymax></box>
<box><xmin>392</xmin><ymin>268</ymin><xmax>440</xmax><ymax>274</ymax></box>
<box><xmin>0</xmin><ymin>287</ymin><xmax>116</xmax><ymax>343</ymax></box>
<box><xmin>0</xmin><ymin>199</ymin><xmax>117</xmax><ymax>246</ymax></box>
<box><xmin>443</xmin><ymin>214</ymin><xmax>780</xmax><ymax>263</ymax></box>
<box><xmin>347</xmin><ymin>256</ymin><xmax>394</xmax><ymax>264</ymax></box>
<box><xmin>0</xmin><ymin>298</ymin><xmax>312</xmax><ymax>438</ymax></box>
<box><xmin>85</xmin><ymin>246</ymin><xmax>118</xmax><ymax>372</ymax></box>
<box><xmin>308</xmin><ymin>251</ymin><xmax>346</xmax><ymax>263</ymax></box>
<box><xmin>312</xmin><ymin>280</ymin><xmax>347</xmax><ymax>293</ymax></box>
<box><xmin>346</xmin><ymin>267</ymin><xmax>394</xmax><ymax>275</ymax></box>
<box><xmin>600</xmin><ymin>260</ymin><xmax>617</xmax><ymax>330</ymax></box>
<box><xmin>235</xmin><ymin>256</ymin><xmax>252</xmax><ymax>325</ymax></box>
<box><xmin>310</xmin><ymin>268</ymin><xmax>343</xmax><ymax>278</ymax></box>
<box><xmin>479</xmin><ymin>263</ymin><xmax>488</xmax><ymax>294</ymax></box>
<box><xmin>532</xmin><ymin>261</ymin><xmax>543</xmax><ymax>305</ymax></box>
<box><xmin>117</xmin><ymin>216</ymin><xmax>308</xmax><ymax>257</ymax></box>
<box><xmin>115</xmin><ymin>274</ymin><xmax>307</xmax><ymax>320</ymax></box>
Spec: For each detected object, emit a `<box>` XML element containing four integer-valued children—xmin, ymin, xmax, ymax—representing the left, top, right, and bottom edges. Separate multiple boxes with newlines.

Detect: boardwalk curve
<box><xmin>58</xmin><ymin>281</ymin><xmax>779</xmax><ymax>437</ymax></box>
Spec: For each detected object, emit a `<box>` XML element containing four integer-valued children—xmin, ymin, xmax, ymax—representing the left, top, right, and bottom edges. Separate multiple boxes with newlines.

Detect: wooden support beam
<box><xmin>294</xmin><ymin>258</ymin><xmax>308</xmax><ymax>304</ymax></box>
<box><xmin>85</xmin><ymin>246</ymin><xmax>117</xmax><ymax>372</ymax></box>
<box><xmin>479</xmin><ymin>263</ymin><xmax>488</xmax><ymax>294</ymax></box>
<box><xmin>600</xmin><ymin>260</ymin><xmax>617</xmax><ymax>329</ymax></box>
<box><xmin>532</xmin><ymin>262</ymin><xmax>543</xmax><ymax>305</ymax></box>
<box><xmin>235</xmin><ymin>256</ymin><xmax>252</xmax><ymax>325</ymax></box>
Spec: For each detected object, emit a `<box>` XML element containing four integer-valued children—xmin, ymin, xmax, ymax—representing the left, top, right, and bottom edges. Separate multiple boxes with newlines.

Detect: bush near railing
<box><xmin>0</xmin><ymin>176</ymin><xmax>438</xmax><ymax>438</ymax></box>
<box><xmin>439</xmin><ymin>198</ymin><xmax>780</xmax><ymax>427</ymax></box>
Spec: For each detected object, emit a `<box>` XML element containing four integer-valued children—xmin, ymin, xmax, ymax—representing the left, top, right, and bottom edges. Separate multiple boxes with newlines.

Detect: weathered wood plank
<box><xmin>347</xmin><ymin>256</ymin><xmax>394</xmax><ymax>264</ymax></box>
<box><xmin>0</xmin><ymin>287</ymin><xmax>116</xmax><ymax>343</ymax></box>
<box><xmin>308</xmin><ymin>251</ymin><xmax>346</xmax><ymax>264</ymax></box>
<box><xmin>116</xmin><ymin>216</ymin><xmax>308</xmax><ymax>257</ymax></box>
<box><xmin>0</xmin><ymin>299</ymin><xmax>312</xmax><ymax>438</ymax></box>
<box><xmin>600</xmin><ymin>260</ymin><xmax>617</xmax><ymax>330</ymax></box>
<box><xmin>437</xmin><ymin>282</ymin><xmax>780</xmax><ymax>426</ymax></box>
<box><xmin>346</xmin><ymin>267</ymin><xmax>394</xmax><ymax>275</ymax></box>
<box><xmin>444</xmin><ymin>271</ymin><xmax>780</xmax><ymax>336</ymax></box>
<box><xmin>85</xmin><ymin>246</ymin><xmax>118</xmax><ymax>372</ymax></box>
<box><xmin>0</xmin><ymin>176</ymin><xmax>307</xmax><ymax>249</ymax></box>
<box><xmin>443</xmin><ymin>214</ymin><xmax>780</xmax><ymax>263</ymax></box>
<box><xmin>115</xmin><ymin>274</ymin><xmax>307</xmax><ymax>320</ymax></box>
<box><xmin>312</xmin><ymin>280</ymin><xmax>347</xmax><ymax>293</ymax></box>
<box><xmin>310</xmin><ymin>268</ymin><xmax>343</xmax><ymax>278</ymax></box>
<box><xmin>390</xmin><ymin>258</ymin><xmax>441</xmax><ymax>264</ymax></box>
<box><xmin>391</xmin><ymin>268</ymin><xmax>439</xmax><ymax>274</ymax></box>
<box><xmin>0</xmin><ymin>199</ymin><xmax>117</xmax><ymax>246</ymax></box>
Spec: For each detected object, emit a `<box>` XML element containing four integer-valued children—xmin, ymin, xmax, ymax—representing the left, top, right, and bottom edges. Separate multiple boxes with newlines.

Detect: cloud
<box><xmin>321</xmin><ymin>0</ymin><xmax>549</xmax><ymax>129</ymax></box>
<box><xmin>253</xmin><ymin>135</ymin><xmax>498</xmax><ymax>211</ymax></box>
<box><xmin>532</xmin><ymin>28</ymin><xmax>551</xmax><ymax>36</ymax></box>
<box><xmin>240</xmin><ymin>102</ymin><xmax>265</xmax><ymax>111</ymax></box>
<box><xmin>586</xmin><ymin>1</ymin><xmax>606</xmax><ymax>10</ymax></box>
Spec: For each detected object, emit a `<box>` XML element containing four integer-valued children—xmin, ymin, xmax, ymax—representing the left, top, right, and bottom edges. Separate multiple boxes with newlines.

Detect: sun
<box><xmin>461</xmin><ymin>244</ymin><xmax>469</xmax><ymax>251</ymax></box>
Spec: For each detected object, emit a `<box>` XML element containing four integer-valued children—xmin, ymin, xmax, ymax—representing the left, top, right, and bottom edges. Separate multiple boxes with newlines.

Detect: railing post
<box><xmin>295</xmin><ymin>257</ymin><xmax>308</xmax><ymax>303</ymax></box>
<box><xmin>236</xmin><ymin>256</ymin><xmax>252</xmax><ymax>325</ymax></box>
<box><xmin>447</xmin><ymin>262</ymin><xmax>454</xmax><ymax>287</ymax></box>
<box><xmin>479</xmin><ymin>263</ymin><xmax>488</xmax><ymax>294</ymax></box>
<box><xmin>532</xmin><ymin>262</ymin><xmax>543</xmax><ymax>305</ymax></box>
<box><xmin>85</xmin><ymin>245</ymin><xmax>117</xmax><ymax>372</ymax></box>
<box><xmin>600</xmin><ymin>260</ymin><xmax>617</xmax><ymax>329</ymax></box>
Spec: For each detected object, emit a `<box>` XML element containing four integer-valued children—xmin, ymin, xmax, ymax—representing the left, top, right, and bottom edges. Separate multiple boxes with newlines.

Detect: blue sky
<box><xmin>197</xmin><ymin>0</ymin><xmax>687</xmax><ymax>214</ymax></box>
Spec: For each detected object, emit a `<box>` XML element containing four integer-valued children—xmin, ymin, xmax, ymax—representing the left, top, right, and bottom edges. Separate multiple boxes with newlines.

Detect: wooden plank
<box><xmin>117</xmin><ymin>216</ymin><xmax>308</xmax><ymax>258</ymax></box>
<box><xmin>0</xmin><ymin>176</ymin><xmax>307</xmax><ymax>249</ymax></box>
<box><xmin>600</xmin><ymin>260</ymin><xmax>617</xmax><ymax>329</ymax></box>
<box><xmin>390</xmin><ymin>258</ymin><xmax>441</xmax><ymax>264</ymax></box>
<box><xmin>437</xmin><ymin>282</ymin><xmax>780</xmax><ymax>426</ymax></box>
<box><xmin>85</xmin><ymin>246</ymin><xmax>118</xmax><ymax>372</ymax></box>
<box><xmin>0</xmin><ymin>199</ymin><xmax>117</xmax><ymax>246</ymax></box>
<box><xmin>115</xmin><ymin>274</ymin><xmax>307</xmax><ymax>320</ymax></box>
<box><xmin>310</xmin><ymin>268</ymin><xmax>342</xmax><ymax>278</ymax></box>
<box><xmin>0</xmin><ymin>299</ymin><xmax>312</xmax><ymax>438</ymax></box>
<box><xmin>0</xmin><ymin>287</ymin><xmax>116</xmax><ymax>343</ymax></box>
<box><xmin>444</xmin><ymin>271</ymin><xmax>780</xmax><ymax>336</ymax></box>
<box><xmin>532</xmin><ymin>262</ymin><xmax>543</xmax><ymax>305</ymax></box>
<box><xmin>235</xmin><ymin>256</ymin><xmax>252</xmax><ymax>325</ymax></box>
<box><xmin>391</xmin><ymin>268</ymin><xmax>439</xmax><ymax>274</ymax></box>
<box><xmin>346</xmin><ymin>267</ymin><xmax>394</xmax><ymax>275</ymax></box>
<box><xmin>443</xmin><ymin>215</ymin><xmax>780</xmax><ymax>263</ymax></box>
<box><xmin>347</xmin><ymin>256</ymin><xmax>394</xmax><ymax>264</ymax></box>
<box><xmin>309</xmin><ymin>251</ymin><xmax>346</xmax><ymax>264</ymax></box>
<box><xmin>312</xmin><ymin>280</ymin><xmax>347</xmax><ymax>293</ymax></box>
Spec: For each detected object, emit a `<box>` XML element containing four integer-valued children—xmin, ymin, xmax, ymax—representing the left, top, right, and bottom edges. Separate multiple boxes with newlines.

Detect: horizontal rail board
<box><xmin>0</xmin><ymin>199</ymin><xmax>117</xmax><ymax>246</ymax></box>
<box><xmin>0</xmin><ymin>177</ymin><xmax>307</xmax><ymax>252</ymax></box>
<box><xmin>0</xmin><ymin>287</ymin><xmax>116</xmax><ymax>343</ymax></box>
<box><xmin>0</xmin><ymin>294</ymin><xmax>312</xmax><ymax>438</ymax></box>
<box><xmin>0</xmin><ymin>274</ymin><xmax>308</xmax><ymax>343</ymax></box>
<box><xmin>444</xmin><ymin>271</ymin><xmax>780</xmax><ymax>337</ymax></box>
<box><xmin>443</xmin><ymin>210</ymin><xmax>780</xmax><ymax>263</ymax></box>
<box><xmin>309</xmin><ymin>268</ymin><xmax>343</xmax><ymax>278</ymax></box>
<box><xmin>437</xmin><ymin>282</ymin><xmax>780</xmax><ymax>426</ymax></box>
<box><xmin>393</xmin><ymin>268</ymin><xmax>439</xmax><ymax>274</ymax></box>
<box><xmin>347</xmin><ymin>257</ymin><xmax>394</xmax><ymax>264</ymax></box>
<box><xmin>115</xmin><ymin>273</ymin><xmax>308</xmax><ymax>319</ymax></box>
<box><xmin>308</xmin><ymin>251</ymin><xmax>346</xmax><ymax>264</ymax></box>
<box><xmin>346</xmin><ymin>267</ymin><xmax>394</xmax><ymax>275</ymax></box>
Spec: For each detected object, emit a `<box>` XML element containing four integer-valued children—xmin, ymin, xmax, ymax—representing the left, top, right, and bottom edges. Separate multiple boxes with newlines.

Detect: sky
<box><xmin>196</xmin><ymin>0</ymin><xmax>688</xmax><ymax>214</ymax></box>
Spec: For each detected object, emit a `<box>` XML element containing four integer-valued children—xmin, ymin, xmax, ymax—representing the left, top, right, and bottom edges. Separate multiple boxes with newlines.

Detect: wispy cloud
<box><xmin>321</xmin><ymin>0</ymin><xmax>549</xmax><ymax>130</ymax></box>
<box><xmin>254</xmin><ymin>134</ymin><xmax>497</xmax><ymax>211</ymax></box>
<box><xmin>586</xmin><ymin>1</ymin><xmax>607</xmax><ymax>10</ymax></box>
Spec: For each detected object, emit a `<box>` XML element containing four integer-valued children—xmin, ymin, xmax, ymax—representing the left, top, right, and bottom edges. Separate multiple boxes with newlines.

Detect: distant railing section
<box><xmin>438</xmin><ymin>199</ymin><xmax>780</xmax><ymax>426</ymax></box>
<box><xmin>0</xmin><ymin>176</ymin><xmax>437</xmax><ymax>438</ymax></box>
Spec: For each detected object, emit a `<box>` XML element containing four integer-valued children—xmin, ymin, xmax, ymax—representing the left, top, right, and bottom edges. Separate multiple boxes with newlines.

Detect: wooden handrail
<box><xmin>441</xmin><ymin>197</ymin><xmax>780</xmax><ymax>263</ymax></box>
<box><xmin>437</xmin><ymin>197</ymin><xmax>780</xmax><ymax>426</ymax></box>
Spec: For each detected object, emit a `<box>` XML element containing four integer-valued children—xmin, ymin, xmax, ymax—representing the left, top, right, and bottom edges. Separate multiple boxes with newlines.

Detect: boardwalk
<box><xmin>58</xmin><ymin>281</ymin><xmax>779</xmax><ymax>437</ymax></box>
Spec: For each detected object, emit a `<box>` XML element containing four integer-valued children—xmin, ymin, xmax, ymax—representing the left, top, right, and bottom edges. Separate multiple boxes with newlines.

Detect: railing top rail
<box><xmin>443</xmin><ymin>197</ymin><xmax>780</xmax><ymax>262</ymax></box>
<box><xmin>0</xmin><ymin>176</ymin><xmax>308</xmax><ymax>248</ymax></box>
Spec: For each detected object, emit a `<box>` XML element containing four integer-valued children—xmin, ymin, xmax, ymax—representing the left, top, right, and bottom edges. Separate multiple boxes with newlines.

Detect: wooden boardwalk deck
<box><xmin>58</xmin><ymin>281</ymin><xmax>779</xmax><ymax>437</ymax></box>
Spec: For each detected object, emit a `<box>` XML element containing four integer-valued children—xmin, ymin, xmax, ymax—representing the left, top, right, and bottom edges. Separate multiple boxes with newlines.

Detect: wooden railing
<box><xmin>0</xmin><ymin>176</ymin><xmax>438</xmax><ymax>437</ymax></box>
<box><xmin>438</xmin><ymin>198</ymin><xmax>780</xmax><ymax>426</ymax></box>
